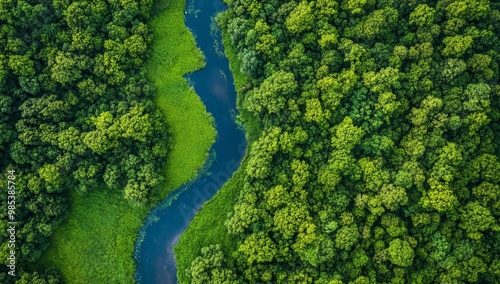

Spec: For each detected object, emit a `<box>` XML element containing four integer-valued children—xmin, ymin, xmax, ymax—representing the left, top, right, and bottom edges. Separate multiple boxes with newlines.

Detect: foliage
<box><xmin>0</xmin><ymin>0</ymin><xmax>214</xmax><ymax>280</ymax></box>
<box><xmin>181</xmin><ymin>0</ymin><xmax>500</xmax><ymax>283</ymax></box>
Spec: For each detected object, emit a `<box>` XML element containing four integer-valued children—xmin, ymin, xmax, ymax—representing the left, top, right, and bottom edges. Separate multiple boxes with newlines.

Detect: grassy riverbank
<box><xmin>174</xmin><ymin>15</ymin><xmax>262</xmax><ymax>283</ymax></box>
<box><xmin>38</xmin><ymin>0</ymin><xmax>215</xmax><ymax>282</ymax></box>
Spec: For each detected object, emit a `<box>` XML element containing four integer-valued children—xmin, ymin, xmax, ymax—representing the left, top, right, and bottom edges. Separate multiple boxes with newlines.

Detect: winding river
<box><xmin>134</xmin><ymin>0</ymin><xmax>246</xmax><ymax>283</ymax></box>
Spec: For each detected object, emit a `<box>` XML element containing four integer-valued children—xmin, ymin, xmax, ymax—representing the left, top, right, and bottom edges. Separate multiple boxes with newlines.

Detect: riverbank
<box><xmin>38</xmin><ymin>0</ymin><xmax>215</xmax><ymax>281</ymax></box>
<box><xmin>173</xmin><ymin>12</ymin><xmax>262</xmax><ymax>283</ymax></box>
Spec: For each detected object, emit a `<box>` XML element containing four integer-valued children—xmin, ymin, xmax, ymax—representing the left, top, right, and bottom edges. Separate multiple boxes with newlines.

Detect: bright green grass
<box><xmin>149</xmin><ymin>0</ymin><xmax>216</xmax><ymax>197</ymax></box>
<box><xmin>38</xmin><ymin>0</ymin><xmax>215</xmax><ymax>282</ymax></box>
<box><xmin>40</xmin><ymin>189</ymin><xmax>149</xmax><ymax>284</ymax></box>
<box><xmin>174</xmin><ymin>16</ymin><xmax>262</xmax><ymax>284</ymax></box>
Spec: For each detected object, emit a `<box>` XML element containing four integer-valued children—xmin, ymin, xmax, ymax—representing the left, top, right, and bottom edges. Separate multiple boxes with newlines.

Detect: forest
<box><xmin>0</xmin><ymin>0</ymin><xmax>170</xmax><ymax>281</ymax></box>
<box><xmin>184</xmin><ymin>0</ymin><xmax>500</xmax><ymax>283</ymax></box>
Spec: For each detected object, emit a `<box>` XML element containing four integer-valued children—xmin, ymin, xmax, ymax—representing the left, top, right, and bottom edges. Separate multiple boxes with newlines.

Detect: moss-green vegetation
<box><xmin>37</xmin><ymin>0</ymin><xmax>215</xmax><ymax>282</ymax></box>
<box><xmin>147</xmin><ymin>0</ymin><xmax>216</xmax><ymax>198</ymax></box>
<box><xmin>39</xmin><ymin>190</ymin><xmax>149</xmax><ymax>283</ymax></box>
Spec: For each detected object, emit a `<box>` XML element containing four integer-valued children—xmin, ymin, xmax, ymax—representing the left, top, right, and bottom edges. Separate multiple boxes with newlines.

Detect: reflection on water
<box><xmin>212</xmin><ymin>70</ymin><xmax>229</xmax><ymax>104</ymax></box>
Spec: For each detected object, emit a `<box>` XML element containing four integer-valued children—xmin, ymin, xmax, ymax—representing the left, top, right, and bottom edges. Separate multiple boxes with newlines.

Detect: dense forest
<box><xmin>0</xmin><ymin>0</ymin><xmax>167</xmax><ymax>281</ymax></box>
<box><xmin>187</xmin><ymin>0</ymin><xmax>500</xmax><ymax>283</ymax></box>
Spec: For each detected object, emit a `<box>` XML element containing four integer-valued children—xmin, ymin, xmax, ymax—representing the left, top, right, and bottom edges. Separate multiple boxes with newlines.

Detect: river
<box><xmin>133</xmin><ymin>0</ymin><xmax>246</xmax><ymax>283</ymax></box>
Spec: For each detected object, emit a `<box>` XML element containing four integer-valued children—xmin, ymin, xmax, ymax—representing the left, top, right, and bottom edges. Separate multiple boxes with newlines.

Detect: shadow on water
<box><xmin>134</xmin><ymin>0</ymin><xmax>246</xmax><ymax>283</ymax></box>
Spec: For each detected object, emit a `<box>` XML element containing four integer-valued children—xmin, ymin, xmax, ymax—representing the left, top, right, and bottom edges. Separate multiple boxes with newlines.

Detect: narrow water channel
<box><xmin>134</xmin><ymin>0</ymin><xmax>246</xmax><ymax>282</ymax></box>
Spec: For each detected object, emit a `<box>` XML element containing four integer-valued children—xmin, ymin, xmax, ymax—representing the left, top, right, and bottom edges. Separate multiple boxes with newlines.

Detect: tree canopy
<box><xmin>186</xmin><ymin>0</ymin><xmax>500</xmax><ymax>283</ymax></box>
<box><xmin>0</xmin><ymin>0</ymin><xmax>168</xmax><ymax>280</ymax></box>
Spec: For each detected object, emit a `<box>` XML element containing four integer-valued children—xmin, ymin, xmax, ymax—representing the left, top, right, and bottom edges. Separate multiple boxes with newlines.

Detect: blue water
<box><xmin>134</xmin><ymin>0</ymin><xmax>246</xmax><ymax>283</ymax></box>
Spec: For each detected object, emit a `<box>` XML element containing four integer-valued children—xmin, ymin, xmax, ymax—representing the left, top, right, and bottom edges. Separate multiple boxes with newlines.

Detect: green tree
<box><xmin>459</xmin><ymin>201</ymin><xmax>495</xmax><ymax>240</ymax></box>
<box><xmin>335</xmin><ymin>224</ymin><xmax>360</xmax><ymax>251</ymax></box>
<box><xmin>188</xmin><ymin>245</ymin><xmax>239</xmax><ymax>284</ymax></box>
<box><xmin>442</xmin><ymin>35</ymin><xmax>473</xmax><ymax>57</ymax></box>
<box><xmin>38</xmin><ymin>164</ymin><xmax>63</xmax><ymax>193</ymax></box>
<box><xmin>331</xmin><ymin>116</ymin><xmax>365</xmax><ymax>151</ymax></box>
<box><xmin>285</xmin><ymin>1</ymin><xmax>315</xmax><ymax>34</ymax></box>
<box><xmin>237</xmin><ymin>232</ymin><xmax>278</xmax><ymax>265</ymax></box>
<box><xmin>409</xmin><ymin>4</ymin><xmax>435</xmax><ymax>27</ymax></box>
<box><xmin>8</xmin><ymin>54</ymin><xmax>35</xmax><ymax>77</ymax></box>
<box><xmin>245</xmin><ymin>71</ymin><xmax>297</xmax><ymax>114</ymax></box>
<box><xmin>388</xmin><ymin>239</ymin><xmax>414</xmax><ymax>267</ymax></box>
<box><xmin>379</xmin><ymin>184</ymin><xmax>408</xmax><ymax>211</ymax></box>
